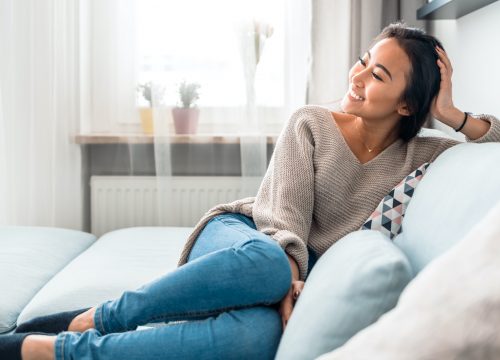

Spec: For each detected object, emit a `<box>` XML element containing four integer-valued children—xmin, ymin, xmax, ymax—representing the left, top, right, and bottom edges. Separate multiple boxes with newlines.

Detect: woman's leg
<box><xmin>54</xmin><ymin>306</ymin><xmax>282</xmax><ymax>360</ymax></box>
<box><xmin>91</xmin><ymin>213</ymin><xmax>291</xmax><ymax>334</ymax></box>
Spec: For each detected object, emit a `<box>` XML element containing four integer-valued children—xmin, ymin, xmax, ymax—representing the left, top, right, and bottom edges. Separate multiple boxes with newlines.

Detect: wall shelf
<box><xmin>417</xmin><ymin>0</ymin><xmax>499</xmax><ymax>20</ymax></box>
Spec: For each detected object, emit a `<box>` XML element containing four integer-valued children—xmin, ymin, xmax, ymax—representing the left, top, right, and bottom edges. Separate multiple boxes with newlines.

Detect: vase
<box><xmin>172</xmin><ymin>107</ymin><xmax>200</xmax><ymax>134</ymax></box>
<box><xmin>139</xmin><ymin>107</ymin><xmax>154</xmax><ymax>134</ymax></box>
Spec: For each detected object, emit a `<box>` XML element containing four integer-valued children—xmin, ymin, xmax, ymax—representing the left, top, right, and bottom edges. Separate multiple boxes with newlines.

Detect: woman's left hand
<box><xmin>279</xmin><ymin>280</ymin><xmax>304</xmax><ymax>332</ymax></box>
<box><xmin>430</xmin><ymin>46</ymin><xmax>460</xmax><ymax>124</ymax></box>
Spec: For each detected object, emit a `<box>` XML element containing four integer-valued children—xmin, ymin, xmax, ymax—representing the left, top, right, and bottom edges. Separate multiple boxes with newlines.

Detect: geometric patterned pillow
<box><xmin>360</xmin><ymin>162</ymin><xmax>431</xmax><ymax>239</ymax></box>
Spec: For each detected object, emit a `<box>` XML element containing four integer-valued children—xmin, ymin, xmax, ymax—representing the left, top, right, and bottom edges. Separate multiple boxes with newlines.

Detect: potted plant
<box><xmin>137</xmin><ymin>82</ymin><xmax>165</xmax><ymax>134</ymax></box>
<box><xmin>171</xmin><ymin>80</ymin><xmax>201</xmax><ymax>134</ymax></box>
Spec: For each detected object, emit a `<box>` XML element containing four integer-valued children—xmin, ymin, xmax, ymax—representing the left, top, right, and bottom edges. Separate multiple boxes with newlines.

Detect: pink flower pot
<box><xmin>172</xmin><ymin>108</ymin><xmax>200</xmax><ymax>134</ymax></box>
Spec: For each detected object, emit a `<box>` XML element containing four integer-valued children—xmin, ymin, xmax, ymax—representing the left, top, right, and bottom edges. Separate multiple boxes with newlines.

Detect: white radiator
<box><xmin>90</xmin><ymin>176</ymin><xmax>262</xmax><ymax>237</ymax></box>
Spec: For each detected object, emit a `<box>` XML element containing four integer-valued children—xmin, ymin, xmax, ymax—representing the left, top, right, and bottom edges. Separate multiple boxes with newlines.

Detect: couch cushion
<box><xmin>395</xmin><ymin>143</ymin><xmax>500</xmax><ymax>274</ymax></box>
<box><xmin>0</xmin><ymin>227</ymin><xmax>96</xmax><ymax>333</ymax></box>
<box><xmin>17</xmin><ymin>227</ymin><xmax>193</xmax><ymax>325</ymax></box>
<box><xmin>275</xmin><ymin>230</ymin><xmax>412</xmax><ymax>360</ymax></box>
<box><xmin>317</xmin><ymin>200</ymin><xmax>500</xmax><ymax>360</ymax></box>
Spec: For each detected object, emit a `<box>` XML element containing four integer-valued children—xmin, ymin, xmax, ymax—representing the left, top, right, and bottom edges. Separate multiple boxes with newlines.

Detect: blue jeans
<box><xmin>54</xmin><ymin>213</ymin><xmax>300</xmax><ymax>360</ymax></box>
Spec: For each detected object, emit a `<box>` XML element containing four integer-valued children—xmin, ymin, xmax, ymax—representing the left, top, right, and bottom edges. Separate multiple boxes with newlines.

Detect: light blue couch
<box><xmin>1</xmin><ymin>141</ymin><xmax>499</xmax><ymax>359</ymax></box>
<box><xmin>276</xmin><ymin>141</ymin><xmax>500</xmax><ymax>359</ymax></box>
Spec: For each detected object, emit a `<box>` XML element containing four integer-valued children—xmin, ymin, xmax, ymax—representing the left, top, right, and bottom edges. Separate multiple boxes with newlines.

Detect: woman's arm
<box><xmin>431</xmin><ymin>46</ymin><xmax>500</xmax><ymax>142</ymax></box>
<box><xmin>253</xmin><ymin>106</ymin><xmax>318</xmax><ymax>331</ymax></box>
<box><xmin>253</xmin><ymin>106</ymin><xmax>317</xmax><ymax>281</ymax></box>
<box><xmin>437</xmin><ymin>107</ymin><xmax>491</xmax><ymax>140</ymax></box>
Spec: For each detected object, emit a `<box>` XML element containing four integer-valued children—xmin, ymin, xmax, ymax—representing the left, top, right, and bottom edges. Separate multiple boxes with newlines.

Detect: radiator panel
<box><xmin>90</xmin><ymin>176</ymin><xmax>262</xmax><ymax>237</ymax></box>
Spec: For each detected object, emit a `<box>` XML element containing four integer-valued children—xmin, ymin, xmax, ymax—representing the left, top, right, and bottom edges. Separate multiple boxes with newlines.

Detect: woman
<box><xmin>3</xmin><ymin>22</ymin><xmax>500</xmax><ymax>360</ymax></box>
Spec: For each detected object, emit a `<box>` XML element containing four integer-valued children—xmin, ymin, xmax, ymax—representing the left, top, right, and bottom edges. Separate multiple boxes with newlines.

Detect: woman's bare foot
<box><xmin>67</xmin><ymin>307</ymin><xmax>96</xmax><ymax>332</ymax></box>
<box><xmin>21</xmin><ymin>334</ymin><xmax>56</xmax><ymax>360</ymax></box>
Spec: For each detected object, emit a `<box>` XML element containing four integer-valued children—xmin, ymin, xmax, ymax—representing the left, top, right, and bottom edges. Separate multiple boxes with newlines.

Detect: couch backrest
<box><xmin>394</xmin><ymin>143</ymin><xmax>500</xmax><ymax>275</ymax></box>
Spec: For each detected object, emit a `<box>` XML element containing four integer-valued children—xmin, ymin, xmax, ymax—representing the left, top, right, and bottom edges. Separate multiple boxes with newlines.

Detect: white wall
<box><xmin>427</xmin><ymin>1</ymin><xmax>500</xmax><ymax>139</ymax></box>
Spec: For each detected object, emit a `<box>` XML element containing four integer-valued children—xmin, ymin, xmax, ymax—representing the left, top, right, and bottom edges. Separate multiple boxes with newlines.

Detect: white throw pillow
<box><xmin>317</xmin><ymin>200</ymin><xmax>500</xmax><ymax>360</ymax></box>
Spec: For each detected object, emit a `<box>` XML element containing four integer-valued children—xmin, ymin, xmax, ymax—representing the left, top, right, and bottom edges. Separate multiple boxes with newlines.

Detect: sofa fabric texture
<box><xmin>394</xmin><ymin>143</ymin><xmax>500</xmax><ymax>274</ymax></box>
<box><xmin>275</xmin><ymin>230</ymin><xmax>412</xmax><ymax>360</ymax></box>
<box><xmin>277</xmin><ymin>142</ymin><xmax>500</xmax><ymax>358</ymax></box>
<box><xmin>16</xmin><ymin>227</ymin><xmax>193</xmax><ymax>326</ymax></box>
<box><xmin>318</xmin><ymin>200</ymin><xmax>500</xmax><ymax>360</ymax></box>
<box><xmin>0</xmin><ymin>140</ymin><xmax>498</xmax><ymax>359</ymax></box>
<box><xmin>0</xmin><ymin>227</ymin><xmax>96</xmax><ymax>333</ymax></box>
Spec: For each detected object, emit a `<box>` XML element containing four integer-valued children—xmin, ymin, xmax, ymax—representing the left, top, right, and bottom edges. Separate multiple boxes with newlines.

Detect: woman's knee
<box><xmin>235</xmin><ymin>237</ymin><xmax>292</xmax><ymax>300</ymax></box>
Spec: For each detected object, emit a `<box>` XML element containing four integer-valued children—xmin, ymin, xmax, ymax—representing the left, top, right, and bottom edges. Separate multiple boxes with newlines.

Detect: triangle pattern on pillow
<box><xmin>361</xmin><ymin>162</ymin><xmax>431</xmax><ymax>239</ymax></box>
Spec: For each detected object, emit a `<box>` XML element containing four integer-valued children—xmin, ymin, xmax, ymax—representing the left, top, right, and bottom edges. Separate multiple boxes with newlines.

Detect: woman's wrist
<box><xmin>437</xmin><ymin>107</ymin><xmax>491</xmax><ymax>139</ymax></box>
<box><xmin>438</xmin><ymin>107</ymin><xmax>464</xmax><ymax>130</ymax></box>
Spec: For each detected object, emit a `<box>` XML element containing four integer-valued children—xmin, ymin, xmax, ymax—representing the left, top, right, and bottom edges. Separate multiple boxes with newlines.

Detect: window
<box><xmin>136</xmin><ymin>0</ymin><xmax>285</xmax><ymax>110</ymax></box>
<box><xmin>82</xmin><ymin>0</ymin><xmax>308</xmax><ymax>133</ymax></box>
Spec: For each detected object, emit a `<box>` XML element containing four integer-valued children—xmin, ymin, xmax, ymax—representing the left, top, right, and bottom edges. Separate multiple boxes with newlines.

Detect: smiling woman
<box><xmin>341</xmin><ymin>24</ymin><xmax>444</xmax><ymax>146</ymax></box>
<box><xmin>335</xmin><ymin>21</ymin><xmax>494</xmax><ymax>166</ymax></box>
<box><xmin>2</xmin><ymin>20</ymin><xmax>500</xmax><ymax>360</ymax></box>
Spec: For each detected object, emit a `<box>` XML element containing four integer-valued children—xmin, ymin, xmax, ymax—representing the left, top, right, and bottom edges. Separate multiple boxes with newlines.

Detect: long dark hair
<box><xmin>372</xmin><ymin>22</ymin><xmax>443</xmax><ymax>141</ymax></box>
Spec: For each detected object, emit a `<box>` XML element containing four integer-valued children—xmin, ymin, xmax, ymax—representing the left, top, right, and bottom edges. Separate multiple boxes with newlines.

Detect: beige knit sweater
<box><xmin>178</xmin><ymin>105</ymin><xmax>500</xmax><ymax>280</ymax></box>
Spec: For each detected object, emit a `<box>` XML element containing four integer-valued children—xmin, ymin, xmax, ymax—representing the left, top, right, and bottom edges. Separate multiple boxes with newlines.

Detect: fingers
<box><xmin>280</xmin><ymin>281</ymin><xmax>306</xmax><ymax>332</ymax></box>
<box><xmin>437</xmin><ymin>59</ymin><xmax>450</xmax><ymax>88</ymax></box>
<box><xmin>280</xmin><ymin>291</ymin><xmax>294</xmax><ymax>331</ymax></box>
<box><xmin>292</xmin><ymin>280</ymin><xmax>305</xmax><ymax>300</ymax></box>
<box><xmin>435</xmin><ymin>46</ymin><xmax>453</xmax><ymax>74</ymax></box>
<box><xmin>435</xmin><ymin>47</ymin><xmax>452</xmax><ymax>93</ymax></box>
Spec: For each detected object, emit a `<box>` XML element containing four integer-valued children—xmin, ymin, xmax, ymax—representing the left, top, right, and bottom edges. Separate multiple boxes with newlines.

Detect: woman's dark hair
<box><xmin>372</xmin><ymin>21</ymin><xmax>443</xmax><ymax>141</ymax></box>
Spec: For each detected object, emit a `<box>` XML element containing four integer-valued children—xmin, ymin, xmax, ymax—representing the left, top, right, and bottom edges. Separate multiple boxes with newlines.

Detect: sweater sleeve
<box><xmin>464</xmin><ymin>113</ymin><xmax>500</xmax><ymax>143</ymax></box>
<box><xmin>252</xmin><ymin>106</ymin><xmax>316</xmax><ymax>280</ymax></box>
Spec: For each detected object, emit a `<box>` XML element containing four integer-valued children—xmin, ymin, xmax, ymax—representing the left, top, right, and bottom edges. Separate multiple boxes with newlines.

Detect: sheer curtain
<box><xmin>0</xmin><ymin>0</ymin><xmax>310</xmax><ymax>231</ymax></box>
<box><xmin>0</xmin><ymin>0</ymin><xmax>83</xmax><ymax>229</ymax></box>
<box><xmin>80</xmin><ymin>0</ymin><xmax>311</xmax><ymax>229</ymax></box>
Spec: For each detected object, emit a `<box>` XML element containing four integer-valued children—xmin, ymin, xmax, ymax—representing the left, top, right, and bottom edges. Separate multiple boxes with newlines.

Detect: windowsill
<box><xmin>74</xmin><ymin>133</ymin><xmax>280</xmax><ymax>145</ymax></box>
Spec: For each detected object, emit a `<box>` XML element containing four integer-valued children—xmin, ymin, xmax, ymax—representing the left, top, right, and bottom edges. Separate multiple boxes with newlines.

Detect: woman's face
<box><xmin>341</xmin><ymin>38</ymin><xmax>412</xmax><ymax>122</ymax></box>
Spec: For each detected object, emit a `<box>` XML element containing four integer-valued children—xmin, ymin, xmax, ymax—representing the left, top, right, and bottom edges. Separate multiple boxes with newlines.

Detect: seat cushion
<box><xmin>17</xmin><ymin>226</ymin><xmax>193</xmax><ymax>325</ymax></box>
<box><xmin>395</xmin><ymin>143</ymin><xmax>500</xmax><ymax>274</ymax></box>
<box><xmin>318</xmin><ymin>200</ymin><xmax>500</xmax><ymax>360</ymax></box>
<box><xmin>275</xmin><ymin>230</ymin><xmax>412</xmax><ymax>360</ymax></box>
<box><xmin>0</xmin><ymin>227</ymin><xmax>96</xmax><ymax>333</ymax></box>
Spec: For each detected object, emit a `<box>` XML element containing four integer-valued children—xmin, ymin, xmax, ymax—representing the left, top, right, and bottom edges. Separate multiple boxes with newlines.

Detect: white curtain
<box><xmin>80</xmin><ymin>0</ymin><xmax>311</xmax><ymax>227</ymax></box>
<box><xmin>0</xmin><ymin>0</ymin><xmax>310</xmax><ymax>231</ymax></box>
<box><xmin>0</xmin><ymin>0</ymin><xmax>83</xmax><ymax>229</ymax></box>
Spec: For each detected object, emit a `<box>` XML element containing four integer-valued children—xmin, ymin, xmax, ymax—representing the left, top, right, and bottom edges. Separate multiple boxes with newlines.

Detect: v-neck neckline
<box><xmin>325</xmin><ymin>108</ymin><xmax>402</xmax><ymax>167</ymax></box>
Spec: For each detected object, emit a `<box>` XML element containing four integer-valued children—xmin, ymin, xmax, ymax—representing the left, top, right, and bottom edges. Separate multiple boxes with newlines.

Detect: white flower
<box><xmin>253</xmin><ymin>19</ymin><xmax>274</xmax><ymax>65</ymax></box>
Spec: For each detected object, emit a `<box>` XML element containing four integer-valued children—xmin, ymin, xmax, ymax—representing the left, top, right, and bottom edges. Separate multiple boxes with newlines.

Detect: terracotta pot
<box><xmin>139</xmin><ymin>107</ymin><xmax>154</xmax><ymax>134</ymax></box>
<box><xmin>172</xmin><ymin>107</ymin><xmax>200</xmax><ymax>134</ymax></box>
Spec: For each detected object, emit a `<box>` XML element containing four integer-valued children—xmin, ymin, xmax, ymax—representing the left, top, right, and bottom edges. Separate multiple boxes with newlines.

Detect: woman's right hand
<box><xmin>279</xmin><ymin>280</ymin><xmax>304</xmax><ymax>332</ymax></box>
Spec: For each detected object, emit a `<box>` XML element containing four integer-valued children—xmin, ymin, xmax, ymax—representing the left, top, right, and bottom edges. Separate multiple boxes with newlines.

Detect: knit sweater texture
<box><xmin>177</xmin><ymin>105</ymin><xmax>500</xmax><ymax>280</ymax></box>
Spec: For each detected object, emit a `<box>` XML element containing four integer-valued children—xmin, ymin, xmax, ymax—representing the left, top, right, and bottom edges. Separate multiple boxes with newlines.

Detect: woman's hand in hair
<box><xmin>430</xmin><ymin>46</ymin><xmax>461</xmax><ymax>125</ymax></box>
<box><xmin>279</xmin><ymin>279</ymin><xmax>305</xmax><ymax>332</ymax></box>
